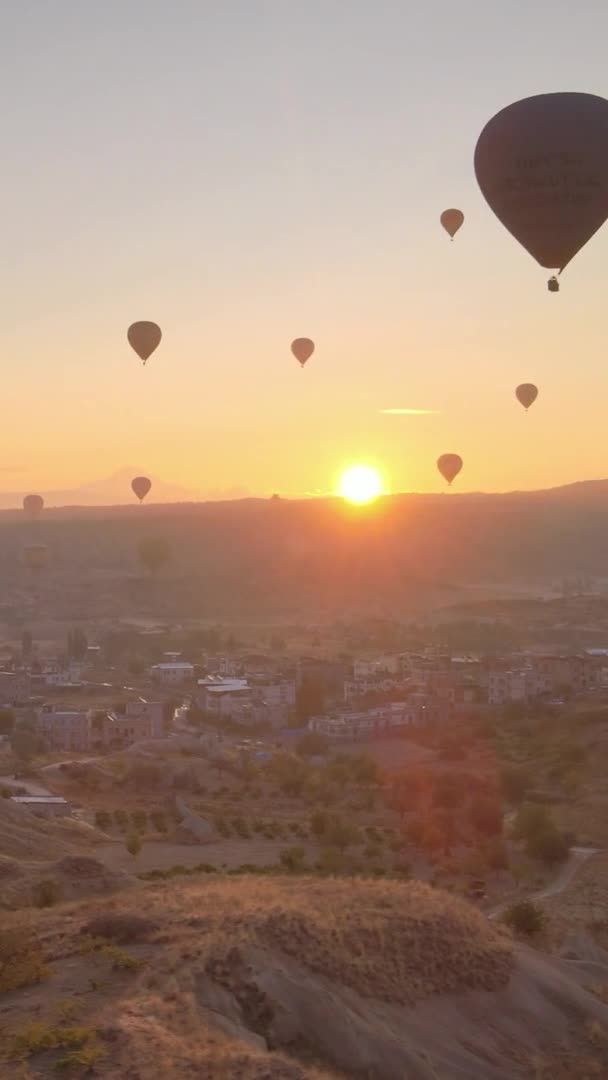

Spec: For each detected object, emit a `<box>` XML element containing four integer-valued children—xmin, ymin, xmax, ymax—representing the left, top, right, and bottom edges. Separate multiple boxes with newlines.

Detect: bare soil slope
<box><xmin>2</xmin><ymin>875</ymin><xmax>608</xmax><ymax>1078</ymax></box>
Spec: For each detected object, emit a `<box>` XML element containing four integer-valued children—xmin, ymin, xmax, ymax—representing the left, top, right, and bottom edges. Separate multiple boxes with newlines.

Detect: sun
<box><xmin>339</xmin><ymin>465</ymin><xmax>383</xmax><ymax>505</ymax></box>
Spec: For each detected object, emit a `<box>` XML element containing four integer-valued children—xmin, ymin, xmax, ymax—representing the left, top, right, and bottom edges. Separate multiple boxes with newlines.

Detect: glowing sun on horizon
<box><xmin>339</xmin><ymin>465</ymin><xmax>383</xmax><ymax>505</ymax></box>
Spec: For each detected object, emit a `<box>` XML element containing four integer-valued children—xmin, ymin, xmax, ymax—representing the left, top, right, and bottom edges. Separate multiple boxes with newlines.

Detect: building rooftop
<box><xmin>12</xmin><ymin>795</ymin><xmax>69</xmax><ymax>805</ymax></box>
<box><xmin>151</xmin><ymin>662</ymin><xmax>194</xmax><ymax>671</ymax></box>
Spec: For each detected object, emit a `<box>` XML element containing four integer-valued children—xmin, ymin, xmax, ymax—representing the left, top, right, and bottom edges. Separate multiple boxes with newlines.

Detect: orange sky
<box><xmin>2</xmin><ymin>2</ymin><xmax>608</xmax><ymax>501</ymax></box>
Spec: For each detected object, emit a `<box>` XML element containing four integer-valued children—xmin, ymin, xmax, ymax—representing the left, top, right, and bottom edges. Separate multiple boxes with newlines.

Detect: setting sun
<box><xmin>338</xmin><ymin>465</ymin><xmax>383</xmax><ymax>504</ymax></box>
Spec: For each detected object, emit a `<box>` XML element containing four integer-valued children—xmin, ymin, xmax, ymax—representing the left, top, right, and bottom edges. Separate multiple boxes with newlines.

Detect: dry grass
<box><xmin>70</xmin><ymin>875</ymin><xmax>512</xmax><ymax>1007</ymax></box>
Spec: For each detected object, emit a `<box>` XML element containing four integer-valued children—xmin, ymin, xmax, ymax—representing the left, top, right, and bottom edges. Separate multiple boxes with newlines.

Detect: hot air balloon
<box><xmin>128</xmin><ymin>322</ymin><xmax>162</xmax><ymax>364</ymax></box>
<box><xmin>23</xmin><ymin>494</ymin><xmax>44</xmax><ymax>516</ymax></box>
<box><xmin>475</xmin><ymin>93</ymin><xmax>608</xmax><ymax>286</ymax></box>
<box><xmin>23</xmin><ymin>544</ymin><xmax>49</xmax><ymax>572</ymax></box>
<box><xmin>515</xmin><ymin>383</ymin><xmax>539</xmax><ymax>411</ymax></box>
<box><xmin>291</xmin><ymin>338</ymin><xmax>314</xmax><ymax>368</ymax></box>
<box><xmin>131</xmin><ymin>476</ymin><xmax>152</xmax><ymax>502</ymax></box>
<box><xmin>440</xmin><ymin>209</ymin><xmax>464</xmax><ymax>239</ymax></box>
<box><xmin>437</xmin><ymin>454</ymin><xmax>463</xmax><ymax>486</ymax></box>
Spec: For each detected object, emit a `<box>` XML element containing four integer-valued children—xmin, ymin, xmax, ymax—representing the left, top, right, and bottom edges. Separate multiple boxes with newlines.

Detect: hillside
<box><xmin>4</xmin><ymin>479</ymin><xmax>608</xmax><ymax>619</ymax></box>
<box><xmin>2</xmin><ymin>875</ymin><xmax>608</xmax><ymax>1078</ymax></box>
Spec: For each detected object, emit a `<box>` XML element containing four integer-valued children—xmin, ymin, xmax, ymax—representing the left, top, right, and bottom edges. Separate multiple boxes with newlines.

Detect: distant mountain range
<box><xmin>2</xmin><ymin>477</ymin><xmax>608</xmax><ymax>619</ymax></box>
<box><xmin>0</xmin><ymin>468</ymin><xmax>251</xmax><ymax>508</ymax></box>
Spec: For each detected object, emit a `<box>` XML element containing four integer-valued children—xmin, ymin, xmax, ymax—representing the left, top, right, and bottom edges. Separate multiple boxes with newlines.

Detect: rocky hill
<box><xmin>2</xmin><ymin>874</ymin><xmax>608</xmax><ymax>1078</ymax></box>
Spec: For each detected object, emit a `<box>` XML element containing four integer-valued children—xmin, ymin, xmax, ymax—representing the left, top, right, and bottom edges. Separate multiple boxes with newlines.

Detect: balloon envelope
<box><xmin>440</xmin><ymin>208</ymin><xmax>464</xmax><ymax>238</ymax></box>
<box><xmin>516</xmin><ymin>383</ymin><xmax>539</xmax><ymax>410</ymax></box>
<box><xmin>437</xmin><ymin>454</ymin><xmax>463</xmax><ymax>485</ymax></box>
<box><xmin>475</xmin><ymin>92</ymin><xmax>608</xmax><ymax>272</ymax></box>
<box><xmin>23</xmin><ymin>494</ymin><xmax>44</xmax><ymax>516</ymax></box>
<box><xmin>128</xmin><ymin>322</ymin><xmax>162</xmax><ymax>363</ymax></box>
<box><xmin>132</xmin><ymin>476</ymin><xmax>152</xmax><ymax>502</ymax></box>
<box><xmin>291</xmin><ymin>338</ymin><xmax>314</xmax><ymax>367</ymax></box>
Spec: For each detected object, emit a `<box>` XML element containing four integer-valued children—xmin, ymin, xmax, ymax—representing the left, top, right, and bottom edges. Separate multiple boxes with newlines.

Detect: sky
<box><xmin>1</xmin><ymin>0</ymin><xmax>608</xmax><ymax>501</ymax></box>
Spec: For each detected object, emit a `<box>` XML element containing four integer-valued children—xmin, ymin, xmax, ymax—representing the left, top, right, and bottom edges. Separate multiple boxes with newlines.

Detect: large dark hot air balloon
<box><xmin>440</xmin><ymin>208</ymin><xmax>464</xmax><ymax>239</ymax></box>
<box><xmin>515</xmin><ymin>383</ymin><xmax>539</xmax><ymax>410</ymax></box>
<box><xmin>128</xmin><ymin>322</ymin><xmax>162</xmax><ymax>364</ymax></box>
<box><xmin>437</xmin><ymin>454</ymin><xmax>463</xmax><ymax>486</ymax></box>
<box><xmin>291</xmin><ymin>338</ymin><xmax>314</xmax><ymax>368</ymax></box>
<box><xmin>23</xmin><ymin>494</ymin><xmax>44</xmax><ymax>516</ymax></box>
<box><xmin>475</xmin><ymin>93</ymin><xmax>608</xmax><ymax>283</ymax></box>
<box><xmin>132</xmin><ymin>476</ymin><xmax>152</xmax><ymax>502</ymax></box>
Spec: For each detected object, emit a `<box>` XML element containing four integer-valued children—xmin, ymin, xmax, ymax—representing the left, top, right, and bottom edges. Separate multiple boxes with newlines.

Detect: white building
<box><xmin>488</xmin><ymin>669</ymin><xmax>553</xmax><ymax>706</ymax></box>
<box><xmin>309</xmin><ymin>702</ymin><xmax>420</xmax><ymax>741</ymax></box>
<box><xmin>36</xmin><ymin>707</ymin><xmax>91</xmax><ymax>752</ymax></box>
<box><xmin>149</xmin><ymin>661</ymin><xmax>194</xmax><ymax>686</ymax></box>
<box><xmin>11</xmin><ymin>795</ymin><xmax>71</xmax><ymax>818</ymax></box>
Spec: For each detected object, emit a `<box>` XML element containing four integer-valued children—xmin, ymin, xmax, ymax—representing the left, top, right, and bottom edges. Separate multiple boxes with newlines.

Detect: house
<box><xmin>199</xmin><ymin>677</ymin><xmax>252</xmax><ymax>720</ymax></box>
<box><xmin>36</xmin><ymin>707</ymin><xmax>91</xmax><ymax>752</ymax></box>
<box><xmin>529</xmin><ymin>654</ymin><xmax>601</xmax><ymax>694</ymax></box>
<box><xmin>0</xmin><ymin>669</ymin><xmax>30</xmax><ymax>705</ymax></box>
<box><xmin>149</xmin><ymin>661</ymin><xmax>194</xmax><ymax>686</ymax></box>
<box><xmin>92</xmin><ymin>700</ymin><xmax>165</xmax><ymax>749</ymax></box>
<box><xmin>11</xmin><ymin>795</ymin><xmax>71</xmax><ymax>818</ymax></box>
<box><xmin>488</xmin><ymin>669</ymin><xmax>553</xmax><ymax>706</ymax></box>
<box><xmin>308</xmin><ymin>697</ymin><xmax>451</xmax><ymax>741</ymax></box>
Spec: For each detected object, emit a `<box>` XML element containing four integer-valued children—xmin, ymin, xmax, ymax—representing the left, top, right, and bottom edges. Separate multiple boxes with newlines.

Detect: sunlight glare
<box><xmin>339</xmin><ymin>465</ymin><xmax>383</xmax><ymax>505</ymax></box>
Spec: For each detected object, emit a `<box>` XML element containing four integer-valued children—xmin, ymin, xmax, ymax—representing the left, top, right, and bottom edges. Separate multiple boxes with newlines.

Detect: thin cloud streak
<box><xmin>379</xmin><ymin>408</ymin><xmax>440</xmax><ymax>415</ymax></box>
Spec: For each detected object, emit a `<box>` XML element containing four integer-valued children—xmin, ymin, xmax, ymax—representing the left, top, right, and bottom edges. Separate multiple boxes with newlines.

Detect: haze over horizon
<box><xmin>3</xmin><ymin>2</ymin><xmax>608</xmax><ymax>497</ymax></box>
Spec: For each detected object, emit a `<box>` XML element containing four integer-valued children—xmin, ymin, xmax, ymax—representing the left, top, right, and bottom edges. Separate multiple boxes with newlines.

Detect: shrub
<box><xmin>279</xmin><ymin>845</ymin><xmax>307</xmax><ymax>872</ymax></box>
<box><xmin>526</xmin><ymin>827</ymin><xmax>569</xmax><ymax>864</ymax></box>
<box><xmin>55</xmin><ymin>1043</ymin><xmax>104</xmax><ymax>1071</ymax></box>
<box><xmin>512</xmin><ymin>803</ymin><xmax>553</xmax><ymax>844</ymax></box>
<box><xmin>132</xmin><ymin>809</ymin><xmax>147</xmax><ymax>831</ymax></box>
<box><xmin>114</xmin><ymin>808</ymin><xmax>128</xmax><ymax>830</ymax></box>
<box><xmin>33</xmin><ymin>878</ymin><xmax>61</xmax><ymax>908</ymax></box>
<box><xmin>470</xmin><ymin>797</ymin><xmax>503</xmax><ymax>837</ymax></box>
<box><xmin>150</xmin><ymin>811</ymin><xmax>167</xmax><ymax>832</ymax></box>
<box><xmin>80</xmin><ymin>913</ymin><xmax>159</xmax><ymax>944</ymax></box>
<box><xmin>94</xmin><ymin>809</ymin><xmax>111</xmax><ymax>831</ymax></box>
<box><xmin>504</xmin><ymin>900</ymin><xmax>545</xmax><ymax>936</ymax></box>
<box><xmin>125</xmin><ymin>831</ymin><xmax>142</xmax><ymax>858</ymax></box>
<box><xmin>0</xmin><ymin>928</ymin><xmax>48</xmax><ymax>992</ymax></box>
<box><xmin>310</xmin><ymin>810</ymin><xmax>328</xmax><ymax>839</ymax></box>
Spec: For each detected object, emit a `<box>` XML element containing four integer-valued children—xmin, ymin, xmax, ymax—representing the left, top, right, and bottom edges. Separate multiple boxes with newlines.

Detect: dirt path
<box><xmin>488</xmin><ymin>845</ymin><xmax>601</xmax><ymax>921</ymax></box>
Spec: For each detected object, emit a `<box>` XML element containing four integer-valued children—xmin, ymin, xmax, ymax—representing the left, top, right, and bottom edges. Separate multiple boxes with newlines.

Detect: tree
<box><xmin>125</xmin><ymin>831</ymin><xmax>142</xmax><ymax>858</ymax></box>
<box><xmin>512</xmin><ymin>804</ymin><xmax>553</xmax><ymax>844</ymax></box>
<box><xmin>470</xmin><ymin>796</ymin><xmax>503</xmax><ymax>837</ymax></box>
<box><xmin>67</xmin><ymin>628</ymin><xmax>88</xmax><ymax>662</ymax></box>
<box><xmin>500</xmin><ymin>764</ymin><xmax>530</xmax><ymax>805</ymax></box>
<box><xmin>326</xmin><ymin>817</ymin><xmax>358</xmax><ymax>851</ymax></box>
<box><xmin>11</xmin><ymin>727</ymin><xmax>38</xmax><ymax>765</ymax></box>
<box><xmin>433</xmin><ymin>772</ymin><xmax>465</xmax><ymax>810</ymax></box>
<box><xmin>0</xmin><ymin>708</ymin><xmax>15</xmax><ymax>736</ymax></box>
<box><xmin>279</xmin><ymin>846</ymin><xmax>306</xmax><ymax>872</ymax></box>
<box><xmin>310</xmin><ymin>810</ymin><xmax>328</xmax><ymax>839</ymax></box>
<box><xmin>21</xmin><ymin>630</ymin><xmax>33</xmax><ymax>661</ymax></box>
<box><xmin>296</xmin><ymin>676</ymin><xmax>325</xmax><ymax>722</ymax></box>
<box><xmin>504</xmin><ymin>900</ymin><xmax>545</xmax><ymax>936</ymax></box>
<box><xmin>526</xmin><ymin>828</ymin><xmax>569</xmax><ymax>864</ymax></box>
<box><xmin>137</xmin><ymin>537</ymin><xmax>171</xmax><ymax>577</ymax></box>
<box><xmin>296</xmin><ymin>731</ymin><xmax>329</xmax><ymax>758</ymax></box>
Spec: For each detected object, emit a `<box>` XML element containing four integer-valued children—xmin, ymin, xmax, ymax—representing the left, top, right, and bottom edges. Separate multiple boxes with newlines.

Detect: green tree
<box><xmin>125</xmin><ymin>831</ymin><xmax>142</xmax><ymax>858</ymax></box>
<box><xmin>296</xmin><ymin>676</ymin><xmax>325</xmax><ymax>722</ymax></box>
<box><xmin>296</xmin><ymin>731</ymin><xmax>329</xmax><ymax>758</ymax></box>
<box><xmin>500</xmin><ymin>765</ymin><xmax>530</xmax><ymax>805</ymax></box>
<box><xmin>11</xmin><ymin>727</ymin><xmax>38</xmax><ymax>765</ymax></box>
<box><xmin>0</xmin><ymin>708</ymin><xmax>15</xmax><ymax>736</ymax></box>
<box><xmin>512</xmin><ymin>804</ymin><xmax>553</xmax><ymax>844</ymax></box>
<box><xmin>21</xmin><ymin>630</ymin><xmax>33</xmax><ymax>661</ymax></box>
<box><xmin>526</xmin><ymin>828</ymin><xmax>569</xmax><ymax>864</ymax></box>
<box><xmin>279</xmin><ymin>845</ymin><xmax>306</xmax><ymax>872</ymax></box>
<box><xmin>67</xmin><ymin>628</ymin><xmax>88</xmax><ymax>662</ymax></box>
<box><xmin>503</xmin><ymin>900</ymin><xmax>545</xmax><ymax>936</ymax></box>
<box><xmin>470</xmin><ymin>796</ymin><xmax>503</xmax><ymax>837</ymax></box>
<box><xmin>137</xmin><ymin>537</ymin><xmax>171</xmax><ymax>577</ymax></box>
<box><xmin>310</xmin><ymin>810</ymin><xmax>328</xmax><ymax>839</ymax></box>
